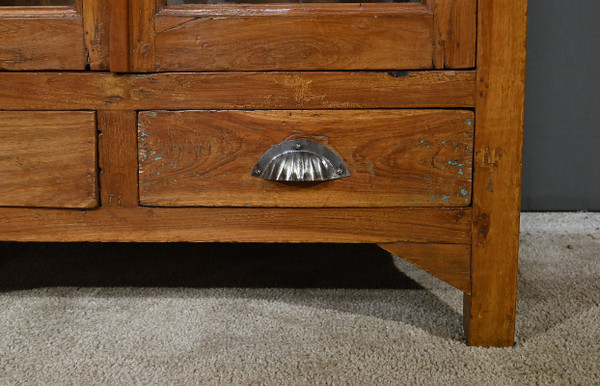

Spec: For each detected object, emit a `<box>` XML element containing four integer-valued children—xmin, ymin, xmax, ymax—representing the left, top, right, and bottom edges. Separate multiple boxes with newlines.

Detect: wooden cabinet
<box><xmin>0</xmin><ymin>0</ymin><xmax>527</xmax><ymax>348</ymax></box>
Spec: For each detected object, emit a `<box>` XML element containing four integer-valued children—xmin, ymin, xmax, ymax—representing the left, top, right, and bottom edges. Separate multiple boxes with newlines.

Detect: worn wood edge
<box><xmin>129</xmin><ymin>0</ymin><xmax>155</xmax><ymax>72</ymax></box>
<box><xmin>465</xmin><ymin>0</ymin><xmax>528</xmax><ymax>347</ymax></box>
<box><xmin>156</xmin><ymin>2</ymin><xmax>431</xmax><ymax>17</ymax></box>
<box><xmin>0</xmin><ymin>6</ymin><xmax>78</xmax><ymax>18</ymax></box>
<box><xmin>378</xmin><ymin>242</ymin><xmax>471</xmax><ymax>294</ymax></box>
<box><xmin>0</xmin><ymin>71</ymin><xmax>476</xmax><ymax>110</ymax></box>
<box><xmin>0</xmin><ymin>207</ymin><xmax>472</xmax><ymax>243</ymax></box>
<box><xmin>83</xmin><ymin>0</ymin><xmax>110</xmax><ymax>70</ymax></box>
<box><xmin>430</xmin><ymin>0</ymin><xmax>477</xmax><ymax>69</ymax></box>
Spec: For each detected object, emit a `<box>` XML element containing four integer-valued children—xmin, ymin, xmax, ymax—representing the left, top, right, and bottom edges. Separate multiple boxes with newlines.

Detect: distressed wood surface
<box><xmin>0</xmin><ymin>207</ymin><xmax>472</xmax><ymax>243</ymax></box>
<box><xmin>138</xmin><ymin>110</ymin><xmax>474</xmax><ymax>207</ymax></box>
<box><xmin>129</xmin><ymin>0</ymin><xmax>155</xmax><ymax>72</ymax></box>
<box><xmin>154</xmin><ymin>11</ymin><xmax>434</xmax><ymax>71</ymax></box>
<box><xmin>427</xmin><ymin>0</ymin><xmax>476</xmax><ymax>69</ymax></box>
<box><xmin>98</xmin><ymin>110</ymin><xmax>138</xmax><ymax>207</ymax></box>
<box><xmin>464</xmin><ymin>0</ymin><xmax>528</xmax><ymax>347</ymax></box>
<box><xmin>157</xmin><ymin>3</ymin><xmax>429</xmax><ymax>17</ymax></box>
<box><xmin>0</xmin><ymin>71</ymin><xmax>476</xmax><ymax>110</ymax></box>
<box><xmin>0</xmin><ymin>111</ymin><xmax>97</xmax><ymax>208</ymax></box>
<box><xmin>379</xmin><ymin>242</ymin><xmax>471</xmax><ymax>293</ymax></box>
<box><xmin>108</xmin><ymin>0</ymin><xmax>129</xmax><ymax>71</ymax></box>
<box><xmin>0</xmin><ymin>12</ymin><xmax>86</xmax><ymax>70</ymax></box>
<box><xmin>83</xmin><ymin>0</ymin><xmax>110</xmax><ymax>70</ymax></box>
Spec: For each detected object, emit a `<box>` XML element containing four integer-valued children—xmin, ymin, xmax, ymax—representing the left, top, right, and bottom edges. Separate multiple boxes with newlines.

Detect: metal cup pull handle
<box><xmin>251</xmin><ymin>139</ymin><xmax>350</xmax><ymax>182</ymax></box>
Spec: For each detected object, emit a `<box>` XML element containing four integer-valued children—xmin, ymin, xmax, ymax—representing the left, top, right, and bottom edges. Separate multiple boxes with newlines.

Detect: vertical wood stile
<box><xmin>428</xmin><ymin>0</ymin><xmax>477</xmax><ymax>69</ymax></box>
<box><xmin>129</xmin><ymin>0</ymin><xmax>155</xmax><ymax>72</ymax></box>
<box><xmin>83</xmin><ymin>0</ymin><xmax>110</xmax><ymax>70</ymax></box>
<box><xmin>109</xmin><ymin>0</ymin><xmax>129</xmax><ymax>71</ymax></box>
<box><xmin>98</xmin><ymin>110</ymin><xmax>139</xmax><ymax>207</ymax></box>
<box><xmin>465</xmin><ymin>0</ymin><xmax>528</xmax><ymax>347</ymax></box>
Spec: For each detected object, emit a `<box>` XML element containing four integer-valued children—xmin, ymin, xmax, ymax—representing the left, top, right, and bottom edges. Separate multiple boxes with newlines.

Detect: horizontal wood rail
<box><xmin>0</xmin><ymin>207</ymin><xmax>471</xmax><ymax>244</ymax></box>
<box><xmin>0</xmin><ymin>71</ymin><xmax>476</xmax><ymax>110</ymax></box>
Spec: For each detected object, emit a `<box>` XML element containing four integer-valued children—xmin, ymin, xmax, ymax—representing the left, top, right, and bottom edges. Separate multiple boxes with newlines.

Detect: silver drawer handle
<box><xmin>251</xmin><ymin>139</ymin><xmax>350</xmax><ymax>182</ymax></box>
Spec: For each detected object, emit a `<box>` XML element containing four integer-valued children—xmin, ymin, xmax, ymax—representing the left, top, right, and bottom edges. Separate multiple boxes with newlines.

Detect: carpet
<box><xmin>0</xmin><ymin>213</ymin><xmax>599</xmax><ymax>385</ymax></box>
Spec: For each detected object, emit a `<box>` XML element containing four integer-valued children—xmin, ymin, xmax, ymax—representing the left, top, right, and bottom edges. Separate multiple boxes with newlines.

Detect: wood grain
<box><xmin>379</xmin><ymin>242</ymin><xmax>471</xmax><ymax>293</ymax></box>
<box><xmin>464</xmin><ymin>0</ymin><xmax>528</xmax><ymax>347</ymax></box>
<box><xmin>98</xmin><ymin>110</ymin><xmax>138</xmax><ymax>207</ymax></box>
<box><xmin>0</xmin><ymin>15</ymin><xmax>86</xmax><ymax>70</ymax></box>
<box><xmin>129</xmin><ymin>0</ymin><xmax>155</xmax><ymax>72</ymax></box>
<box><xmin>428</xmin><ymin>0</ymin><xmax>477</xmax><ymax>69</ymax></box>
<box><xmin>109</xmin><ymin>0</ymin><xmax>129</xmax><ymax>71</ymax></box>
<box><xmin>0</xmin><ymin>71</ymin><xmax>476</xmax><ymax>110</ymax></box>
<box><xmin>154</xmin><ymin>11</ymin><xmax>434</xmax><ymax>70</ymax></box>
<box><xmin>83</xmin><ymin>0</ymin><xmax>110</xmax><ymax>70</ymax></box>
<box><xmin>157</xmin><ymin>3</ymin><xmax>429</xmax><ymax>18</ymax></box>
<box><xmin>0</xmin><ymin>207</ymin><xmax>472</xmax><ymax>243</ymax></box>
<box><xmin>138</xmin><ymin>110</ymin><xmax>474</xmax><ymax>207</ymax></box>
<box><xmin>0</xmin><ymin>111</ymin><xmax>97</xmax><ymax>208</ymax></box>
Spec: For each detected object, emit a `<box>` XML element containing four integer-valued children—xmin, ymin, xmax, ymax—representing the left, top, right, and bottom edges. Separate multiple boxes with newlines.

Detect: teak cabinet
<box><xmin>0</xmin><ymin>0</ymin><xmax>527</xmax><ymax>347</ymax></box>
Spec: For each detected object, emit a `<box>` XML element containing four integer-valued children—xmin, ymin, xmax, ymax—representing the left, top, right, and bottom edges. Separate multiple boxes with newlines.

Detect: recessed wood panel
<box><xmin>138</xmin><ymin>110</ymin><xmax>474</xmax><ymax>207</ymax></box>
<box><xmin>0</xmin><ymin>10</ymin><xmax>86</xmax><ymax>70</ymax></box>
<box><xmin>0</xmin><ymin>111</ymin><xmax>97</xmax><ymax>208</ymax></box>
<box><xmin>154</xmin><ymin>5</ymin><xmax>435</xmax><ymax>71</ymax></box>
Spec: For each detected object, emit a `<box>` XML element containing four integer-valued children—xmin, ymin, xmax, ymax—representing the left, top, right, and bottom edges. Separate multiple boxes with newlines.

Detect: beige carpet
<box><xmin>0</xmin><ymin>213</ymin><xmax>599</xmax><ymax>385</ymax></box>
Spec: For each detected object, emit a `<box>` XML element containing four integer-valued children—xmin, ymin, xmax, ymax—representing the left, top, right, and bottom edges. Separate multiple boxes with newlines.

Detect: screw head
<box><xmin>336</xmin><ymin>168</ymin><xmax>343</xmax><ymax>175</ymax></box>
<box><xmin>255</xmin><ymin>169</ymin><xmax>261</xmax><ymax>175</ymax></box>
<box><xmin>295</xmin><ymin>143</ymin><xmax>302</xmax><ymax>150</ymax></box>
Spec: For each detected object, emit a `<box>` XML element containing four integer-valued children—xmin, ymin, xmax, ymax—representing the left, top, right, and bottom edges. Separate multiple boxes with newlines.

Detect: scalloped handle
<box><xmin>251</xmin><ymin>140</ymin><xmax>350</xmax><ymax>182</ymax></box>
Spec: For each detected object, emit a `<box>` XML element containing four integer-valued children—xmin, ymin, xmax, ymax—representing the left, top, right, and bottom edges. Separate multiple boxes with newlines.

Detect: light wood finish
<box><xmin>98</xmin><ymin>110</ymin><xmax>138</xmax><ymax>207</ymax></box>
<box><xmin>464</xmin><ymin>0</ymin><xmax>528</xmax><ymax>347</ymax></box>
<box><xmin>0</xmin><ymin>207</ymin><xmax>472</xmax><ymax>243</ymax></box>
<box><xmin>154</xmin><ymin>6</ymin><xmax>433</xmax><ymax>71</ymax></box>
<box><xmin>0</xmin><ymin>111</ymin><xmax>97</xmax><ymax>208</ymax></box>
<box><xmin>0</xmin><ymin>71</ymin><xmax>476</xmax><ymax>110</ymax></box>
<box><xmin>428</xmin><ymin>0</ymin><xmax>477</xmax><ymax>69</ymax></box>
<box><xmin>138</xmin><ymin>110</ymin><xmax>474</xmax><ymax>207</ymax></box>
<box><xmin>378</xmin><ymin>242</ymin><xmax>471</xmax><ymax>294</ymax></box>
<box><xmin>0</xmin><ymin>8</ymin><xmax>86</xmax><ymax>70</ymax></box>
<box><xmin>128</xmin><ymin>0</ymin><xmax>155</xmax><ymax>72</ymax></box>
<box><xmin>108</xmin><ymin>0</ymin><xmax>128</xmax><ymax>71</ymax></box>
<box><xmin>83</xmin><ymin>0</ymin><xmax>110</xmax><ymax>70</ymax></box>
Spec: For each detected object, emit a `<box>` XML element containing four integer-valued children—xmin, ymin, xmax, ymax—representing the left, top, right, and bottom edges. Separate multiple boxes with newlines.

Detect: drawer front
<box><xmin>0</xmin><ymin>111</ymin><xmax>97</xmax><ymax>208</ymax></box>
<box><xmin>138</xmin><ymin>110</ymin><xmax>473</xmax><ymax>207</ymax></box>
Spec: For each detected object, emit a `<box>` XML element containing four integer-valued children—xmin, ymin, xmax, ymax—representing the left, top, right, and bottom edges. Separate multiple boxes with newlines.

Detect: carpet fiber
<box><xmin>1</xmin><ymin>213</ymin><xmax>599</xmax><ymax>384</ymax></box>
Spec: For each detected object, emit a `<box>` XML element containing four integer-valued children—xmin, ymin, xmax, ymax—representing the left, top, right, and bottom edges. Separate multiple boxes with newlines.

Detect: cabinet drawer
<box><xmin>0</xmin><ymin>111</ymin><xmax>97</xmax><ymax>208</ymax></box>
<box><xmin>138</xmin><ymin>110</ymin><xmax>473</xmax><ymax>207</ymax></box>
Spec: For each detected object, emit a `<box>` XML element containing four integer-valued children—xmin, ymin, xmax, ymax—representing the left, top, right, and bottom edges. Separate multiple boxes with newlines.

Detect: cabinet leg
<box><xmin>463</xmin><ymin>272</ymin><xmax>518</xmax><ymax>347</ymax></box>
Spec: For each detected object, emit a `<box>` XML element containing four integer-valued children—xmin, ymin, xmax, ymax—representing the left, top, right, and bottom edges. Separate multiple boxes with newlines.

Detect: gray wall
<box><xmin>522</xmin><ymin>0</ymin><xmax>600</xmax><ymax>210</ymax></box>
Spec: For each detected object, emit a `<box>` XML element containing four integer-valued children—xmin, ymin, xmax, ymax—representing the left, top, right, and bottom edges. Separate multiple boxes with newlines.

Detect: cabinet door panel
<box><xmin>125</xmin><ymin>0</ymin><xmax>476</xmax><ymax>72</ymax></box>
<box><xmin>0</xmin><ymin>5</ymin><xmax>87</xmax><ymax>70</ymax></box>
